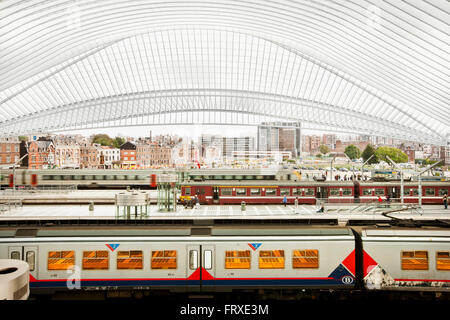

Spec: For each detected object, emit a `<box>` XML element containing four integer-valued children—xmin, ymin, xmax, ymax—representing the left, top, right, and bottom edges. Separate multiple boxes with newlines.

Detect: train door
<box><xmin>316</xmin><ymin>186</ymin><xmax>328</xmax><ymax>200</ymax></box>
<box><xmin>8</xmin><ymin>246</ymin><xmax>38</xmax><ymax>279</ymax></box>
<box><xmin>212</xmin><ymin>187</ymin><xmax>219</xmax><ymax>204</ymax></box>
<box><xmin>354</xmin><ymin>182</ymin><xmax>360</xmax><ymax>203</ymax></box>
<box><xmin>186</xmin><ymin>244</ymin><xmax>215</xmax><ymax>291</ymax></box>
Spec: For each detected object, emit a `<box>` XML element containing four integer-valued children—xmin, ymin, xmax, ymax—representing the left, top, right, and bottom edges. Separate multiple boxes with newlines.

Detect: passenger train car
<box><xmin>0</xmin><ymin>225</ymin><xmax>448</xmax><ymax>297</ymax></box>
<box><xmin>0</xmin><ymin>168</ymin><xmax>294</xmax><ymax>189</ymax></box>
<box><xmin>180</xmin><ymin>181</ymin><xmax>450</xmax><ymax>205</ymax></box>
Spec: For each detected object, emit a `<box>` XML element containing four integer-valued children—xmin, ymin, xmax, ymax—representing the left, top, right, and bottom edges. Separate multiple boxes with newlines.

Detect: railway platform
<box><xmin>0</xmin><ymin>203</ymin><xmax>448</xmax><ymax>225</ymax></box>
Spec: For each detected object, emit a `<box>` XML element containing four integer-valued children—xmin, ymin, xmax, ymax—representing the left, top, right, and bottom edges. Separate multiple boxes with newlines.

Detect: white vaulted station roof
<box><xmin>0</xmin><ymin>0</ymin><xmax>448</xmax><ymax>145</ymax></box>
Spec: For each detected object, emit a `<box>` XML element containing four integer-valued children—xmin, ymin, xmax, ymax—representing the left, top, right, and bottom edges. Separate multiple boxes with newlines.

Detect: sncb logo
<box><xmin>341</xmin><ymin>276</ymin><xmax>354</xmax><ymax>284</ymax></box>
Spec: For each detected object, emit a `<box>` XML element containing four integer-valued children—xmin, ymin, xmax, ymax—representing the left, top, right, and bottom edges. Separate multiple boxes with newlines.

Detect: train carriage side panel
<box><xmin>361</xmin><ymin>228</ymin><xmax>450</xmax><ymax>292</ymax></box>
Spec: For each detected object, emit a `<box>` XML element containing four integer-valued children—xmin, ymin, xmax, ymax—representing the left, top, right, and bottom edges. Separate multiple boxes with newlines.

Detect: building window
<box><xmin>225</xmin><ymin>250</ymin><xmax>251</xmax><ymax>269</ymax></box>
<box><xmin>401</xmin><ymin>251</ymin><xmax>428</xmax><ymax>270</ymax></box>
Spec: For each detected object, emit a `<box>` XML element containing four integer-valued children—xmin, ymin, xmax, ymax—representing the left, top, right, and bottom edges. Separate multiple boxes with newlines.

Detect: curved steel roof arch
<box><xmin>0</xmin><ymin>0</ymin><xmax>448</xmax><ymax>145</ymax></box>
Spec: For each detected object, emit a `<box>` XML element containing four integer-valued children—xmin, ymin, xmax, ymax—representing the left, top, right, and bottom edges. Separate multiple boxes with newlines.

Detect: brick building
<box><xmin>120</xmin><ymin>141</ymin><xmax>137</xmax><ymax>168</ymax></box>
<box><xmin>27</xmin><ymin>141</ymin><xmax>55</xmax><ymax>169</ymax></box>
<box><xmin>0</xmin><ymin>138</ymin><xmax>20</xmax><ymax>167</ymax></box>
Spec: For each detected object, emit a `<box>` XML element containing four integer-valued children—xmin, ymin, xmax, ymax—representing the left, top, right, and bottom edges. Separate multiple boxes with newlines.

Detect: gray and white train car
<box><xmin>0</xmin><ymin>226</ymin><xmax>357</xmax><ymax>293</ymax></box>
<box><xmin>361</xmin><ymin>228</ymin><xmax>450</xmax><ymax>291</ymax></box>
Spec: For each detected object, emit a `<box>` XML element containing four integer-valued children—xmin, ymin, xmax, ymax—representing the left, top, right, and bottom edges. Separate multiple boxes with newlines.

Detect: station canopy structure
<box><xmin>0</xmin><ymin>0</ymin><xmax>448</xmax><ymax>146</ymax></box>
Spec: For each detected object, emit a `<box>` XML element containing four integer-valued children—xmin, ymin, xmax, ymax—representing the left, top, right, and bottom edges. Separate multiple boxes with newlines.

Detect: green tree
<box><xmin>319</xmin><ymin>144</ymin><xmax>330</xmax><ymax>155</ymax></box>
<box><xmin>361</xmin><ymin>144</ymin><xmax>378</xmax><ymax>164</ymax></box>
<box><xmin>344</xmin><ymin>145</ymin><xmax>361</xmax><ymax>160</ymax></box>
<box><xmin>113</xmin><ymin>136</ymin><xmax>126</xmax><ymax>148</ymax></box>
<box><xmin>375</xmin><ymin>146</ymin><xmax>408</xmax><ymax>163</ymax></box>
<box><xmin>92</xmin><ymin>134</ymin><xmax>114</xmax><ymax>146</ymax></box>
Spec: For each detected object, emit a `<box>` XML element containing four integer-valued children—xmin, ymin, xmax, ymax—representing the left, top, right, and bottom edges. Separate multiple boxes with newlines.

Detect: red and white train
<box><xmin>180</xmin><ymin>180</ymin><xmax>450</xmax><ymax>205</ymax></box>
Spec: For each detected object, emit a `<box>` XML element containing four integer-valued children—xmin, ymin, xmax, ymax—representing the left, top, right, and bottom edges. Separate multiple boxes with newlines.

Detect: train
<box><xmin>180</xmin><ymin>180</ymin><xmax>450</xmax><ymax>205</ymax></box>
<box><xmin>0</xmin><ymin>223</ymin><xmax>449</xmax><ymax>298</ymax></box>
<box><xmin>2</xmin><ymin>168</ymin><xmax>448</xmax><ymax>205</ymax></box>
<box><xmin>0</xmin><ymin>168</ymin><xmax>295</xmax><ymax>189</ymax></box>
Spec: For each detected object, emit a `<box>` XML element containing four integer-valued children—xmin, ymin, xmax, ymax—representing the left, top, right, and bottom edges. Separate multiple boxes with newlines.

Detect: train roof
<box><xmin>0</xmin><ymin>225</ymin><xmax>353</xmax><ymax>238</ymax></box>
<box><xmin>362</xmin><ymin>228</ymin><xmax>450</xmax><ymax>238</ymax></box>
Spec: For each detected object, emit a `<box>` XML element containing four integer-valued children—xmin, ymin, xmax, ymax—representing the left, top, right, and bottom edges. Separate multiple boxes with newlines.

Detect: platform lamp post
<box><xmin>361</xmin><ymin>154</ymin><xmax>374</xmax><ymax>180</ymax></box>
<box><xmin>343</xmin><ymin>153</ymin><xmax>355</xmax><ymax>179</ymax></box>
<box><xmin>417</xmin><ymin>160</ymin><xmax>443</xmax><ymax>207</ymax></box>
<box><xmin>329</xmin><ymin>154</ymin><xmax>337</xmax><ymax>181</ymax></box>
<box><xmin>385</xmin><ymin>156</ymin><xmax>404</xmax><ymax>204</ymax></box>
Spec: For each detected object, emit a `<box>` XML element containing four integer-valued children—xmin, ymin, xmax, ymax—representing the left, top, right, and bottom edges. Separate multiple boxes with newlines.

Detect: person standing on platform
<box><xmin>294</xmin><ymin>197</ymin><xmax>299</xmax><ymax>214</ymax></box>
<box><xmin>195</xmin><ymin>195</ymin><xmax>200</xmax><ymax>209</ymax></box>
<box><xmin>443</xmin><ymin>193</ymin><xmax>448</xmax><ymax>209</ymax></box>
<box><xmin>283</xmin><ymin>195</ymin><xmax>287</xmax><ymax>207</ymax></box>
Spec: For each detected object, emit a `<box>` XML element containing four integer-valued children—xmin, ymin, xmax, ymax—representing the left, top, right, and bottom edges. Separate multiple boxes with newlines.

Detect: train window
<box><xmin>214</xmin><ymin>175</ymin><xmax>223</xmax><ymax>180</ymax></box>
<box><xmin>151</xmin><ymin>250</ymin><xmax>177</xmax><ymax>269</ymax></box>
<box><xmin>26</xmin><ymin>251</ymin><xmax>35</xmax><ymax>271</ymax></box>
<box><xmin>137</xmin><ymin>175</ymin><xmax>147</xmax><ymax>180</ymax></box>
<box><xmin>42</xmin><ymin>175</ymin><xmax>52</xmax><ymax>181</ymax></box>
<box><xmin>244</xmin><ymin>175</ymin><xmax>254</xmax><ymax>180</ymax></box>
<box><xmin>225</xmin><ymin>250</ymin><xmax>251</xmax><ymax>269</ymax></box>
<box><xmin>438</xmin><ymin>189</ymin><xmax>449</xmax><ymax>196</ymax></box>
<box><xmin>84</xmin><ymin>175</ymin><xmax>94</xmax><ymax>180</ymax></box>
<box><xmin>52</xmin><ymin>175</ymin><xmax>62</xmax><ymax>180</ymax></box>
<box><xmin>94</xmin><ymin>175</ymin><xmax>104</xmax><ymax>180</ymax></box>
<box><xmin>259</xmin><ymin>250</ymin><xmax>285</xmax><ymax>269</ymax></box>
<box><xmin>280</xmin><ymin>188</ymin><xmax>290</xmax><ymax>196</ymax></box>
<box><xmin>375</xmin><ymin>189</ymin><xmax>385</xmax><ymax>196</ymax></box>
<box><xmin>73</xmin><ymin>175</ymin><xmax>83</xmax><ymax>180</ymax></box>
<box><xmin>105</xmin><ymin>175</ymin><xmax>115</xmax><ymax>180</ymax></box>
<box><xmin>116</xmin><ymin>175</ymin><xmax>126</xmax><ymax>180</ymax></box>
<box><xmin>236</xmin><ymin>188</ymin><xmax>246</xmax><ymax>196</ymax></box>
<box><xmin>117</xmin><ymin>250</ymin><xmax>143</xmax><ymax>270</ymax></box>
<box><xmin>221</xmin><ymin>188</ymin><xmax>232</xmax><ymax>196</ymax></box>
<box><xmin>403</xmin><ymin>188</ymin><xmax>411</xmax><ymax>195</ymax></box>
<box><xmin>293</xmin><ymin>250</ymin><xmax>319</xmax><ymax>269</ymax></box>
<box><xmin>362</xmin><ymin>189</ymin><xmax>372</xmax><ymax>196</ymax></box>
<box><xmin>224</xmin><ymin>175</ymin><xmax>233</xmax><ymax>180</ymax></box>
<box><xmin>255</xmin><ymin>175</ymin><xmax>264</xmax><ymax>180</ymax></box>
<box><xmin>436</xmin><ymin>252</ymin><xmax>450</xmax><ymax>271</ymax></box>
<box><xmin>10</xmin><ymin>251</ymin><xmax>20</xmax><ymax>260</ymax></box>
<box><xmin>412</xmin><ymin>188</ymin><xmax>419</xmax><ymax>195</ymax></box>
<box><xmin>292</xmin><ymin>188</ymin><xmax>301</xmax><ymax>196</ymax></box>
<box><xmin>330</xmin><ymin>189</ymin><xmax>340</xmax><ymax>196</ymax></box>
<box><xmin>401</xmin><ymin>251</ymin><xmax>428</xmax><ymax>270</ymax></box>
<box><xmin>185</xmin><ymin>187</ymin><xmax>191</xmax><ymax>195</ymax></box>
<box><xmin>48</xmin><ymin>251</ymin><xmax>75</xmax><ymax>270</ymax></box>
<box><xmin>305</xmin><ymin>188</ymin><xmax>314</xmax><ymax>196</ymax></box>
<box><xmin>265</xmin><ymin>188</ymin><xmax>276</xmax><ymax>196</ymax></box>
<box><xmin>250</xmin><ymin>188</ymin><xmax>261</xmax><ymax>196</ymax></box>
<box><xmin>189</xmin><ymin>250</ymin><xmax>198</xmax><ymax>270</ymax></box>
<box><xmin>204</xmin><ymin>250</ymin><xmax>212</xmax><ymax>270</ymax></box>
<box><xmin>425</xmin><ymin>188</ymin><xmax>435</xmax><ymax>196</ymax></box>
<box><xmin>235</xmin><ymin>175</ymin><xmax>243</xmax><ymax>180</ymax></box>
<box><xmin>63</xmin><ymin>175</ymin><xmax>72</xmax><ymax>180</ymax></box>
<box><xmin>82</xmin><ymin>250</ymin><xmax>109</xmax><ymax>270</ymax></box>
<box><xmin>342</xmin><ymin>189</ymin><xmax>352</xmax><ymax>196</ymax></box>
